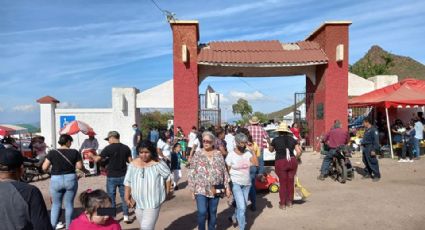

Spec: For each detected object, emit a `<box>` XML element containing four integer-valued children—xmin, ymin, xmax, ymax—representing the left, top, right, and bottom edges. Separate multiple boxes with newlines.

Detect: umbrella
<box><xmin>60</xmin><ymin>120</ymin><xmax>94</xmax><ymax>135</ymax></box>
<box><xmin>0</xmin><ymin>124</ymin><xmax>28</xmax><ymax>136</ymax></box>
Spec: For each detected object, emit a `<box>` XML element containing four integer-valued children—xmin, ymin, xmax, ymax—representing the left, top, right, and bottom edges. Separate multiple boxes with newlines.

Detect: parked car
<box><xmin>263</xmin><ymin>124</ymin><xmax>278</xmax><ymax>164</ymax></box>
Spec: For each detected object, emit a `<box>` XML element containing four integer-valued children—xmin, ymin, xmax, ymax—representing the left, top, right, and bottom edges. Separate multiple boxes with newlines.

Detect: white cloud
<box><xmin>12</xmin><ymin>104</ymin><xmax>37</xmax><ymax>112</ymax></box>
<box><xmin>229</xmin><ymin>90</ymin><xmax>266</xmax><ymax>101</ymax></box>
<box><xmin>57</xmin><ymin>102</ymin><xmax>79</xmax><ymax>109</ymax></box>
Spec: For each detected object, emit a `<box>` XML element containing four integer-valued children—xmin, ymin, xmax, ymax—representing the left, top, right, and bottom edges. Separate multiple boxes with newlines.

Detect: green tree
<box><xmin>237</xmin><ymin>111</ymin><xmax>268</xmax><ymax>125</ymax></box>
<box><xmin>350</xmin><ymin>54</ymin><xmax>394</xmax><ymax>78</ymax></box>
<box><xmin>232</xmin><ymin>98</ymin><xmax>253</xmax><ymax>119</ymax></box>
<box><xmin>140</xmin><ymin>111</ymin><xmax>173</xmax><ymax>138</ymax></box>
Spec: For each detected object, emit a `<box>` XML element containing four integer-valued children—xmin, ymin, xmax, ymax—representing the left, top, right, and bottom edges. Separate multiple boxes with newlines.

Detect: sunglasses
<box><xmin>202</xmin><ymin>139</ymin><xmax>213</xmax><ymax>144</ymax></box>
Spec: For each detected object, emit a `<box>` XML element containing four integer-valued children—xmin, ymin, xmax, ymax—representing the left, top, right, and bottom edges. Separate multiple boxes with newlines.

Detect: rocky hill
<box><xmin>350</xmin><ymin>45</ymin><xmax>425</xmax><ymax>80</ymax></box>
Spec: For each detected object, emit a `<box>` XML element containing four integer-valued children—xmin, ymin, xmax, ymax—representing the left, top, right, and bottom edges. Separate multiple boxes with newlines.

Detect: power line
<box><xmin>149</xmin><ymin>0</ymin><xmax>177</xmax><ymax>22</ymax></box>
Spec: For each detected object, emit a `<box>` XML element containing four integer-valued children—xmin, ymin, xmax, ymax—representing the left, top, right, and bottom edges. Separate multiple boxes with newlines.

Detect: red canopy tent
<box><xmin>349</xmin><ymin>78</ymin><xmax>425</xmax><ymax>158</ymax></box>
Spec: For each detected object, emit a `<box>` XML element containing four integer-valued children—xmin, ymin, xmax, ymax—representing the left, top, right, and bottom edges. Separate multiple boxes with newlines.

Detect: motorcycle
<box><xmin>21</xmin><ymin>155</ymin><xmax>50</xmax><ymax>183</ymax></box>
<box><xmin>328</xmin><ymin>145</ymin><xmax>355</xmax><ymax>183</ymax></box>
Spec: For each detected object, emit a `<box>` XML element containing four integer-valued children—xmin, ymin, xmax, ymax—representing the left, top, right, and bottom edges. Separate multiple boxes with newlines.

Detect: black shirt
<box><xmin>271</xmin><ymin>135</ymin><xmax>298</xmax><ymax>160</ymax></box>
<box><xmin>0</xmin><ymin>180</ymin><xmax>53</xmax><ymax>230</ymax></box>
<box><xmin>133</xmin><ymin>129</ymin><xmax>142</xmax><ymax>147</ymax></box>
<box><xmin>100</xmin><ymin>143</ymin><xmax>131</xmax><ymax>177</ymax></box>
<box><xmin>46</xmin><ymin>149</ymin><xmax>82</xmax><ymax>175</ymax></box>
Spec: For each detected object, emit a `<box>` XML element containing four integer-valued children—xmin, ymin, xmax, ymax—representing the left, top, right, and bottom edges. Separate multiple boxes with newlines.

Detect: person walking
<box><xmin>269</xmin><ymin>123</ymin><xmax>302</xmax><ymax>209</ymax></box>
<box><xmin>88</xmin><ymin>131</ymin><xmax>132</xmax><ymax>223</ymax></box>
<box><xmin>361</xmin><ymin>118</ymin><xmax>381</xmax><ymax>182</ymax></box>
<box><xmin>413</xmin><ymin>116</ymin><xmax>423</xmax><ymax>160</ymax></box>
<box><xmin>132</xmin><ymin>124</ymin><xmax>142</xmax><ymax>159</ymax></box>
<box><xmin>42</xmin><ymin>134</ymin><xmax>84</xmax><ymax>229</ymax></box>
<box><xmin>188</xmin><ymin>131</ymin><xmax>231</xmax><ymax>230</ymax></box>
<box><xmin>187</xmin><ymin>126</ymin><xmax>198</xmax><ymax>158</ymax></box>
<box><xmin>0</xmin><ymin>148</ymin><xmax>53</xmax><ymax>230</ymax></box>
<box><xmin>157</xmin><ymin>130</ymin><xmax>172</xmax><ymax>166</ymax></box>
<box><xmin>247</xmin><ymin>116</ymin><xmax>270</xmax><ymax>174</ymax></box>
<box><xmin>124</xmin><ymin>140</ymin><xmax>171</xmax><ymax>230</ymax></box>
<box><xmin>226</xmin><ymin>133</ymin><xmax>258</xmax><ymax>230</ymax></box>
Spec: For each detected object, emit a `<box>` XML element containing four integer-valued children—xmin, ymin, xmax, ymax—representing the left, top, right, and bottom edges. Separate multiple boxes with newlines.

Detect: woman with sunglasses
<box><xmin>188</xmin><ymin>131</ymin><xmax>231</xmax><ymax>230</ymax></box>
<box><xmin>124</xmin><ymin>140</ymin><xmax>171</xmax><ymax>230</ymax></box>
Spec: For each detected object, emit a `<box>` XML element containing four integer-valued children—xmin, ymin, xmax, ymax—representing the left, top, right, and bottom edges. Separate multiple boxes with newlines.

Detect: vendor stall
<box><xmin>349</xmin><ymin>78</ymin><xmax>425</xmax><ymax>159</ymax></box>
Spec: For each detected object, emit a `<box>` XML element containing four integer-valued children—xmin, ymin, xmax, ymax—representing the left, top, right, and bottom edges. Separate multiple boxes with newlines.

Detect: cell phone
<box><xmin>97</xmin><ymin>207</ymin><xmax>117</xmax><ymax>217</ymax></box>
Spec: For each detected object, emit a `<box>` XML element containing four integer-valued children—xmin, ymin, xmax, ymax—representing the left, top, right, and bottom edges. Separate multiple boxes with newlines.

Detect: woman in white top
<box><xmin>226</xmin><ymin>133</ymin><xmax>258</xmax><ymax>230</ymax></box>
<box><xmin>124</xmin><ymin>140</ymin><xmax>171</xmax><ymax>230</ymax></box>
<box><xmin>157</xmin><ymin>130</ymin><xmax>172</xmax><ymax>164</ymax></box>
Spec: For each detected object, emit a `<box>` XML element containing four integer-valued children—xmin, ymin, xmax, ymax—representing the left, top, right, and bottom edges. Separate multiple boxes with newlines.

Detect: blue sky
<box><xmin>1</xmin><ymin>0</ymin><xmax>424</xmax><ymax>124</ymax></box>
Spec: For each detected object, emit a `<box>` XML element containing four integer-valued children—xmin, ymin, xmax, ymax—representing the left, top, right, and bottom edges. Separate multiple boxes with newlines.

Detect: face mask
<box><xmin>133</xmin><ymin>127</ymin><xmax>137</xmax><ymax>131</ymax></box>
<box><xmin>237</xmin><ymin>146</ymin><xmax>246</xmax><ymax>152</ymax></box>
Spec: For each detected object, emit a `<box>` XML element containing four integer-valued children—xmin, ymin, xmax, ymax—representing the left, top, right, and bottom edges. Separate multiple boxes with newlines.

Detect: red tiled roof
<box><xmin>198</xmin><ymin>40</ymin><xmax>327</xmax><ymax>65</ymax></box>
<box><xmin>36</xmin><ymin>96</ymin><xmax>60</xmax><ymax>104</ymax></box>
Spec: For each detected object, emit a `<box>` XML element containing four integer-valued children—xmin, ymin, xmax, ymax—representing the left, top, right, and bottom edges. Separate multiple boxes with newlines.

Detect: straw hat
<box><xmin>275</xmin><ymin>122</ymin><xmax>291</xmax><ymax>133</ymax></box>
<box><xmin>249</xmin><ymin>116</ymin><xmax>260</xmax><ymax>124</ymax></box>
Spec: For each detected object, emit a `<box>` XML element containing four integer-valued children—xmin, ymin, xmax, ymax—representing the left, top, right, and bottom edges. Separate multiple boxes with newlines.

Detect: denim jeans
<box><xmin>320</xmin><ymin>149</ymin><xmax>336</xmax><ymax>175</ymax></box>
<box><xmin>248</xmin><ymin>166</ymin><xmax>257</xmax><ymax>208</ymax></box>
<box><xmin>195</xmin><ymin>194</ymin><xmax>220</xmax><ymax>230</ymax></box>
<box><xmin>232</xmin><ymin>183</ymin><xmax>251</xmax><ymax>230</ymax></box>
<box><xmin>414</xmin><ymin>138</ymin><xmax>421</xmax><ymax>158</ymax></box>
<box><xmin>50</xmin><ymin>173</ymin><xmax>78</xmax><ymax>229</ymax></box>
<box><xmin>258</xmin><ymin>149</ymin><xmax>265</xmax><ymax>174</ymax></box>
<box><xmin>106</xmin><ymin>176</ymin><xmax>129</xmax><ymax>216</ymax></box>
<box><xmin>131</xmin><ymin>146</ymin><xmax>138</xmax><ymax>159</ymax></box>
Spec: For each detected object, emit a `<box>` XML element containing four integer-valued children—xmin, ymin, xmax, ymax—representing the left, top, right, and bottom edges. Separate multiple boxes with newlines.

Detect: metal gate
<box><xmin>294</xmin><ymin>92</ymin><xmax>314</xmax><ymax>147</ymax></box>
<box><xmin>199</xmin><ymin>94</ymin><xmax>221</xmax><ymax>127</ymax></box>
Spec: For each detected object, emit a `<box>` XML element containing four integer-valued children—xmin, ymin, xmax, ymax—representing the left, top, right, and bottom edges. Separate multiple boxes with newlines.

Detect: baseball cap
<box><xmin>0</xmin><ymin>148</ymin><xmax>25</xmax><ymax>171</ymax></box>
<box><xmin>104</xmin><ymin>131</ymin><xmax>120</xmax><ymax>141</ymax></box>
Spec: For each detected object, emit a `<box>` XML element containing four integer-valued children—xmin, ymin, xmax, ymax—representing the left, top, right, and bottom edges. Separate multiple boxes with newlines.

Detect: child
<box><xmin>69</xmin><ymin>189</ymin><xmax>121</xmax><ymax>230</ymax></box>
<box><xmin>170</xmin><ymin>143</ymin><xmax>184</xmax><ymax>190</ymax></box>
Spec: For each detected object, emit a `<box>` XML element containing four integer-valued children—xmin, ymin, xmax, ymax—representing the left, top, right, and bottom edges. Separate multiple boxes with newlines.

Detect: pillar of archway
<box><xmin>306</xmin><ymin>22</ymin><xmax>350</xmax><ymax>149</ymax></box>
<box><xmin>170</xmin><ymin>21</ymin><xmax>200</xmax><ymax>134</ymax></box>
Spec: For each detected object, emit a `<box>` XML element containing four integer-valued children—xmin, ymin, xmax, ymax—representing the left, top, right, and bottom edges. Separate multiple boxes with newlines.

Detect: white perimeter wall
<box><xmin>55</xmin><ymin>109</ymin><xmax>114</xmax><ymax>151</ymax></box>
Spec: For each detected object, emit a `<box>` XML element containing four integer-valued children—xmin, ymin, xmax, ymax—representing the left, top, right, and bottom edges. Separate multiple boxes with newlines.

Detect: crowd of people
<box><xmin>1</xmin><ymin>112</ymin><xmax>423</xmax><ymax>230</ymax></box>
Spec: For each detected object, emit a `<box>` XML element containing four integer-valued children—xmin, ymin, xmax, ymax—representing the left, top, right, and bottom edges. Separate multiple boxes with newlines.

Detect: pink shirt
<box><xmin>69</xmin><ymin>213</ymin><xmax>121</xmax><ymax>230</ymax></box>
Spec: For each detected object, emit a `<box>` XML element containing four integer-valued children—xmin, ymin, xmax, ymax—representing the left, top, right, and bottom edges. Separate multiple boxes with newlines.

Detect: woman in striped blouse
<box><xmin>124</xmin><ymin>140</ymin><xmax>171</xmax><ymax>230</ymax></box>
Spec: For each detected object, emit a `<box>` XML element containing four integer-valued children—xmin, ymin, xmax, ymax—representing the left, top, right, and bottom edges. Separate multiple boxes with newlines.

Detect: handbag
<box><xmin>294</xmin><ymin>177</ymin><xmax>311</xmax><ymax>200</ymax></box>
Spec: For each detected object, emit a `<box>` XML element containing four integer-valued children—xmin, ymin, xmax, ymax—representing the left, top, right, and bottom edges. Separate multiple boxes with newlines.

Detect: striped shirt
<box><xmin>124</xmin><ymin>161</ymin><xmax>171</xmax><ymax>209</ymax></box>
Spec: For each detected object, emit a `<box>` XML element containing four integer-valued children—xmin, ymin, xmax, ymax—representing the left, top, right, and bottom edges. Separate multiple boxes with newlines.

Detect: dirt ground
<box><xmin>32</xmin><ymin>151</ymin><xmax>425</xmax><ymax>230</ymax></box>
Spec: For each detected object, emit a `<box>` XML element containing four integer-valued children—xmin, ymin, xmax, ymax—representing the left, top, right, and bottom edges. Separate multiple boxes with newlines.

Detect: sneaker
<box><xmin>123</xmin><ymin>215</ymin><xmax>130</xmax><ymax>223</ymax></box>
<box><xmin>408</xmin><ymin>159</ymin><xmax>414</xmax><ymax>163</ymax></box>
<box><xmin>317</xmin><ymin>174</ymin><xmax>326</xmax><ymax>181</ymax></box>
<box><xmin>372</xmin><ymin>177</ymin><xmax>381</xmax><ymax>182</ymax></box>
<box><xmin>55</xmin><ymin>222</ymin><xmax>65</xmax><ymax>230</ymax></box>
<box><xmin>398</xmin><ymin>159</ymin><xmax>407</xmax><ymax>163</ymax></box>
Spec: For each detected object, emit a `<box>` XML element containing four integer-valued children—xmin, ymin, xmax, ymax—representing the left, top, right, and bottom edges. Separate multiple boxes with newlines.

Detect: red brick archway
<box><xmin>170</xmin><ymin>20</ymin><xmax>351</xmax><ymax>149</ymax></box>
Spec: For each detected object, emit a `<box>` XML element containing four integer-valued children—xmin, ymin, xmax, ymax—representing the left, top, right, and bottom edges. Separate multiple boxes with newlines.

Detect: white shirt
<box><xmin>192</xmin><ymin>138</ymin><xmax>201</xmax><ymax>152</ymax></box>
<box><xmin>225</xmin><ymin>150</ymin><xmax>252</xmax><ymax>185</ymax></box>
<box><xmin>414</xmin><ymin>121</ymin><xmax>424</xmax><ymax>139</ymax></box>
<box><xmin>157</xmin><ymin>139</ymin><xmax>171</xmax><ymax>159</ymax></box>
<box><xmin>225</xmin><ymin>134</ymin><xmax>236</xmax><ymax>152</ymax></box>
<box><xmin>188</xmin><ymin>131</ymin><xmax>197</xmax><ymax>147</ymax></box>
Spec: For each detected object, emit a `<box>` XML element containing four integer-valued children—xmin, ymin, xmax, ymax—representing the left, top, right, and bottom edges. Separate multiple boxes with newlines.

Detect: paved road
<box><xmin>33</xmin><ymin>151</ymin><xmax>425</xmax><ymax>230</ymax></box>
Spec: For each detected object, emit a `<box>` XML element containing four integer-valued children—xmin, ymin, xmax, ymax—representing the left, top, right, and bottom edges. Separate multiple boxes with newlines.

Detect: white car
<box><xmin>262</xmin><ymin>124</ymin><xmax>299</xmax><ymax>163</ymax></box>
<box><xmin>263</xmin><ymin>124</ymin><xmax>278</xmax><ymax>162</ymax></box>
